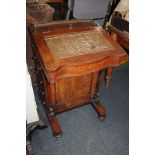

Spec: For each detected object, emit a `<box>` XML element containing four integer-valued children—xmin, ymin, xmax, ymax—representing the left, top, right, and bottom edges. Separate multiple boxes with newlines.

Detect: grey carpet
<box><xmin>31</xmin><ymin>64</ymin><xmax>129</xmax><ymax>155</ymax></box>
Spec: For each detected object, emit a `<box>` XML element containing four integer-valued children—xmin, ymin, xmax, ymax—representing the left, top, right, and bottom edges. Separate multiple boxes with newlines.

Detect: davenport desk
<box><xmin>29</xmin><ymin>20</ymin><xmax>128</xmax><ymax>138</ymax></box>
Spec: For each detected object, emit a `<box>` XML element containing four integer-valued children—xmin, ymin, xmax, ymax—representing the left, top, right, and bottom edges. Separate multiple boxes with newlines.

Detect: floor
<box><xmin>31</xmin><ymin>63</ymin><xmax>129</xmax><ymax>155</ymax></box>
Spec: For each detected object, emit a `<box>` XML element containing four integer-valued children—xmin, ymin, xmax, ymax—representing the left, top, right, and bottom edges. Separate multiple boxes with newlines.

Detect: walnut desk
<box><xmin>29</xmin><ymin>20</ymin><xmax>128</xmax><ymax>138</ymax></box>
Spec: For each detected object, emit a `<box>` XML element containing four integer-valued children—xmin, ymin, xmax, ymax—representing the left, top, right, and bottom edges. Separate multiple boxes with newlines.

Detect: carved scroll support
<box><xmin>26</xmin><ymin>117</ymin><xmax>48</xmax><ymax>155</ymax></box>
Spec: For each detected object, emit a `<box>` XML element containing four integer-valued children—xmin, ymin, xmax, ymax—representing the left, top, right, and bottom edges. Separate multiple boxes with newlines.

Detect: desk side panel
<box><xmin>51</xmin><ymin>72</ymin><xmax>98</xmax><ymax>113</ymax></box>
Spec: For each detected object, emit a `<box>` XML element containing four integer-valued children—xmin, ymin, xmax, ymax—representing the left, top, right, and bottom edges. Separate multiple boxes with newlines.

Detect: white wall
<box><xmin>26</xmin><ymin>68</ymin><xmax>39</xmax><ymax>124</ymax></box>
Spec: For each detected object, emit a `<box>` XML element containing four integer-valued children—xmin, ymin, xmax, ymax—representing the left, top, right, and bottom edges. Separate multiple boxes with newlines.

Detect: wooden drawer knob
<box><xmin>41</xmin><ymin>92</ymin><xmax>45</xmax><ymax>95</ymax></box>
<box><xmin>37</xmin><ymin>67</ymin><xmax>42</xmax><ymax>71</ymax></box>
<box><xmin>39</xmin><ymin>81</ymin><xmax>43</xmax><ymax>84</ymax></box>
<box><xmin>35</xmin><ymin>71</ymin><xmax>39</xmax><ymax>74</ymax></box>
<box><xmin>32</xmin><ymin>56</ymin><xmax>37</xmax><ymax>60</ymax></box>
<box><xmin>39</xmin><ymin>91</ymin><xmax>45</xmax><ymax>96</ymax></box>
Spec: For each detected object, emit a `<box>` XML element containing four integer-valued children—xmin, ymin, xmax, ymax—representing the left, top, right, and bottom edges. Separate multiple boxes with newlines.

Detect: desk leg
<box><xmin>48</xmin><ymin>112</ymin><xmax>63</xmax><ymax>139</ymax></box>
<box><xmin>92</xmin><ymin>70</ymin><xmax>106</xmax><ymax>121</ymax></box>
<box><xmin>43</xmin><ymin>79</ymin><xmax>63</xmax><ymax>139</ymax></box>
<box><xmin>92</xmin><ymin>100</ymin><xmax>106</xmax><ymax>121</ymax></box>
<box><xmin>42</xmin><ymin>101</ymin><xmax>63</xmax><ymax>139</ymax></box>
<box><xmin>105</xmin><ymin>67</ymin><xmax>112</xmax><ymax>88</ymax></box>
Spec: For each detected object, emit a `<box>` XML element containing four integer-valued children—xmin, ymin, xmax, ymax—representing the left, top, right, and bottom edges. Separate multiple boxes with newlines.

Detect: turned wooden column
<box><xmin>92</xmin><ymin>70</ymin><xmax>106</xmax><ymax>121</ymax></box>
<box><xmin>105</xmin><ymin>67</ymin><xmax>113</xmax><ymax>88</ymax></box>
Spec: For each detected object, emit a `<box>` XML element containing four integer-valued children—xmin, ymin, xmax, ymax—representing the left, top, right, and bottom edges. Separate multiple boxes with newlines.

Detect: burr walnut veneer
<box><xmin>29</xmin><ymin>20</ymin><xmax>128</xmax><ymax>138</ymax></box>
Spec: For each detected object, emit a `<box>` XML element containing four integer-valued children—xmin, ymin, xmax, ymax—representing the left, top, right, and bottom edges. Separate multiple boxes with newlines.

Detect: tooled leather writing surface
<box><xmin>44</xmin><ymin>30</ymin><xmax>114</xmax><ymax>59</ymax></box>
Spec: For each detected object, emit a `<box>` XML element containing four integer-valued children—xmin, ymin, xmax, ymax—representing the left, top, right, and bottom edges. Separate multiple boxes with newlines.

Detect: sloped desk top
<box><xmin>30</xmin><ymin>20</ymin><xmax>128</xmax><ymax>82</ymax></box>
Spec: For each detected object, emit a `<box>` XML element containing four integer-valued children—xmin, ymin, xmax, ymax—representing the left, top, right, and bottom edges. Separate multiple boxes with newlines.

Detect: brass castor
<box><xmin>53</xmin><ymin>131</ymin><xmax>63</xmax><ymax>139</ymax></box>
<box><xmin>98</xmin><ymin>115</ymin><xmax>106</xmax><ymax>122</ymax></box>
